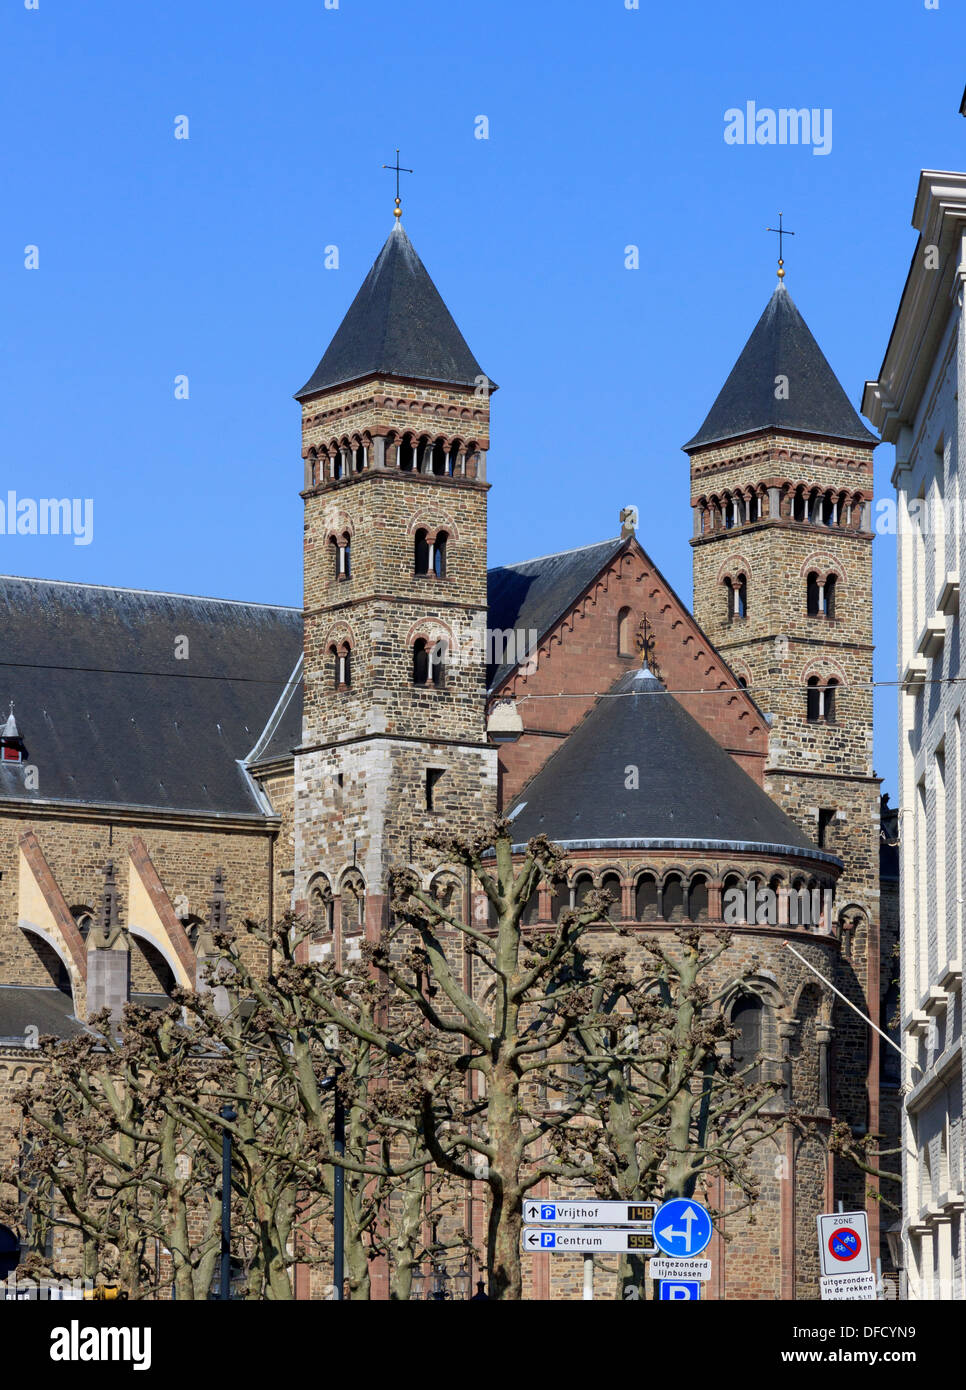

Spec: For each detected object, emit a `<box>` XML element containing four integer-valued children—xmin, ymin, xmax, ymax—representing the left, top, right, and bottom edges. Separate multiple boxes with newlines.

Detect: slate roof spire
<box><xmin>684</xmin><ymin>281</ymin><xmax>877</xmax><ymax>451</ymax></box>
<box><xmin>296</xmin><ymin>223</ymin><xmax>489</xmax><ymax>398</ymax></box>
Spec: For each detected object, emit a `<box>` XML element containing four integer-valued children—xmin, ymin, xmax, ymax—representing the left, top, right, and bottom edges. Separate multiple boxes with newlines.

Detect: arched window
<box><xmin>662</xmin><ymin>873</ymin><xmax>684</xmax><ymax>922</ymax></box>
<box><xmin>431</xmin><ymin>441</ymin><xmax>450</xmax><ymax>476</ymax></box>
<box><xmin>414</xmin><ymin>529</ymin><xmax>430</xmax><ymax>575</ymax></box>
<box><xmin>825</xmin><ymin>573</ymin><xmax>837</xmax><ymax>618</ymax></box>
<box><xmin>806</xmin><ymin>676</ymin><xmax>821</xmax><ymax>722</ymax></box>
<box><xmin>434</xmin><ymin>532</ymin><xmax>448</xmax><ymax>578</ymax></box>
<box><xmin>687</xmin><ymin>875</ymin><xmax>709</xmax><ymax>922</ymax></box>
<box><xmin>724</xmin><ymin>577</ymin><xmax>734</xmax><ymax>621</ymax></box>
<box><xmin>635</xmin><ymin>873</ymin><xmax>658</xmax><ymax>920</ymax></box>
<box><xmin>793</xmin><ymin>486</ymin><xmax>807</xmax><ymax>522</ymax></box>
<box><xmin>340</xmin><ymin>874</ymin><xmax>366</xmax><ymax>959</ymax></box>
<box><xmin>600</xmin><ymin>872</ymin><xmax>622</xmax><ymax>919</ymax></box>
<box><xmin>806</xmin><ymin>571</ymin><xmax>820</xmax><ymax>616</ymax></box>
<box><xmin>333</xmin><ymin>448</ymin><xmax>344</xmax><ymax>481</ymax></box>
<box><xmin>617</xmin><ymin>607</ymin><xmax>633</xmax><ymax>656</ymax></box>
<box><xmin>722</xmin><ymin>872</ymin><xmax>745</xmax><ymax>922</ymax></box>
<box><xmin>573</xmin><ymin>873</ymin><xmax>594</xmax><ymax>910</ymax></box>
<box><xmin>551</xmin><ymin>882</ymin><xmax>570</xmax><ymax>922</ymax></box>
<box><xmin>331</xmin><ymin>643</ymin><xmax>351</xmax><ymax>689</ymax></box>
<box><xmin>341</xmin><ymin>534</ymin><xmax>351</xmax><ymax>579</ymax></box>
<box><xmin>430</xmin><ymin>639</ymin><xmax>446</xmax><ymax>689</ymax></box>
<box><xmin>735</xmin><ymin>574</ymin><xmax>747</xmax><ymax>618</ymax></box>
<box><xmin>731</xmin><ymin>994</ymin><xmax>764</xmax><ymax>1081</ymax></box>
<box><xmin>825</xmin><ymin>678</ymin><xmax>838</xmax><ymax>722</ymax></box>
<box><xmin>413</xmin><ymin>639</ymin><xmax>429</xmax><ymax>685</ymax></box>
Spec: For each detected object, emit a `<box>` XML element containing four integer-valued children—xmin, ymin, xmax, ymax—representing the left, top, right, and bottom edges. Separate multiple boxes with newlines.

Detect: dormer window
<box><xmin>0</xmin><ymin>705</ymin><xmax>25</xmax><ymax>763</ymax></box>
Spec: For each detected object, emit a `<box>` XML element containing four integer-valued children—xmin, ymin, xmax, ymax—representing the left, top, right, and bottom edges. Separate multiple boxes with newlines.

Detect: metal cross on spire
<box><xmin>766</xmin><ymin>212</ymin><xmax>795</xmax><ymax>280</ymax></box>
<box><xmin>382</xmin><ymin>149</ymin><xmax>413</xmax><ymax>220</ymax></box>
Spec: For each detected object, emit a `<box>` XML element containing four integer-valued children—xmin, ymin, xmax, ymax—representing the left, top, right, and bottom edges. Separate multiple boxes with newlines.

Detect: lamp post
<box><xmin>219</xmin><ymin>1105</ymin><xmax>236</xmax><ymax>1301</ymax></box>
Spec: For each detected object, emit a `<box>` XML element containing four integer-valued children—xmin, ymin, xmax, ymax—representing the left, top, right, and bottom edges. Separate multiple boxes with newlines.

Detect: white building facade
<box><xmin>864</xmin><ymin>170</ymin><xmax>966</xmax><ymax>1300</ymax></box>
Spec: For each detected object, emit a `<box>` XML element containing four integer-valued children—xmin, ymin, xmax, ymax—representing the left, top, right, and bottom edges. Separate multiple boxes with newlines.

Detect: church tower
<box><xmin>293</xmin><ymin>216</ymin><xmax>498</xmax><ymax>945</ymax></box>
<box><xmin>685</xmin><ymin>274</ymin><xmax>883</xmax><ymax>1224</ymax></box>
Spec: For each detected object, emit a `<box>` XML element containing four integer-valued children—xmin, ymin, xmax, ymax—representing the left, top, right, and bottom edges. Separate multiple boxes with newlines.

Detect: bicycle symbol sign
<box><xmin>828</xmin><ymin>1227</ymin><xmax>861</xmax><ymax>1262</ymax></box>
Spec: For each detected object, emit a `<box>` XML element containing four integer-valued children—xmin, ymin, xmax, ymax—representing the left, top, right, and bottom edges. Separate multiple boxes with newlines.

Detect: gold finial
<box><xmin>382</xmin><ymin>149</ymin><xmax>413</xmax><ymax>220</ymax></box>
<box><xmin>767</xmin><ymin>212</ymin><xmax>795</xmax><ymax>281</ymax></box>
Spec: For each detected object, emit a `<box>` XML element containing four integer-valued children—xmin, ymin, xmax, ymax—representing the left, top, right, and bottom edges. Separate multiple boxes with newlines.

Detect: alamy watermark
<box><xmin>724</xmin><ymin>102</ymin><xmax>832</xmax><ymax>157</ymax></box>
<box><xmin>0</xmin><ymin>492</ymin><xmax>93</xmax><ymax>545</ymax></box>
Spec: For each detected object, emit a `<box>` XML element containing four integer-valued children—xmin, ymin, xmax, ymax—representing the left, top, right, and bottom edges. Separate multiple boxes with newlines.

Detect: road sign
<box><xmin>522</xmin><ymin>1200</ymin><xmax>655</xmax><ymax>1226</ymax></box>
<box><xmin>648</xmin><ymin>1257</ymin><xmax>711</xmax><ymax>1281</ymax></box>
<box><xmin>522</xmin><ymin>1227</ymin><xmax>656</xmax><ymax>1254</ymax></box>
<box><xmin>816</xmin><ymin>1211</ymin><xmax>870</xmax><ymax>1277</ymax></box>
<box><xmin>820</xmin><ymin>1272</ymin><xmax>877</xmax><ymax>1302</ymax></box>
<box><xmin>652</xmin><ymin>1199</ymin><xmax>713</xmax><ymax>1258</ymax></box>
<box><xmin>659</xmin><ymin>1279</ymin><xmax>701</xmax><ymax>1300</ymax></box>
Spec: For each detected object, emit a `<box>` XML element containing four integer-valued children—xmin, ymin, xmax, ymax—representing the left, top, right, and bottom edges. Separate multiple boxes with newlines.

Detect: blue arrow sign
<box><xmin>653</xmin><ymin>1199</ymin><xmax>712</xmax><ymax>1258</ymax></box>
<box><xmin>659</xmin><ymin>1279</ymin><xmax>701</xmax><ymax>1301</ymax></box>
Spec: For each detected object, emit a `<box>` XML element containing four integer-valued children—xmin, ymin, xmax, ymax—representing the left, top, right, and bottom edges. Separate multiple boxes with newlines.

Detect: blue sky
<box><xmin>2</xmin><ymin>0</ymin><xmax>964</xmax><ymax>797</ymax></box>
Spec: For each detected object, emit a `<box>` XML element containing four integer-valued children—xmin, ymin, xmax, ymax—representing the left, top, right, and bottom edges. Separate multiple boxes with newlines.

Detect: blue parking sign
<box><xmin>659</xmin><ymin>1279</ymin><xmax>701</xmax><ymax>1301</ymax></box>
<box><xmin>540</xmin><ymin>1204</ymin><xmax>556</xmax><ymax>1220</ymax></box>
<box><xmin>540</xmin><ymin>1232</ymin><xmax>556</xmax><ymax>1248</ymax></box>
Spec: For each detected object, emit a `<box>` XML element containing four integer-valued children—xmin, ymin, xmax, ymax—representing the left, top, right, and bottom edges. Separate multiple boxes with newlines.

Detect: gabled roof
<box><xmin>0</xmin><ymin>577</ymin><xmax>301</xmax><ymax>817</ymax></box>
<box><xmin>684</xmin><ymin>283</ymin><xmax>877</xmax><ymax>451</ymax></box>
<box><xmin>507</xmin><ymin>667</ymin><xmax>832</xmax><ymax>861</ymax></box>
<box><xmin>486</xmin><ymin>537</ymin><xmax>627</xmax><ymax>690</ymax></box>
<box><xmin>295</xmin><ymin>223</ymin><xmax>488</xmax><ymax>398</ymax></box>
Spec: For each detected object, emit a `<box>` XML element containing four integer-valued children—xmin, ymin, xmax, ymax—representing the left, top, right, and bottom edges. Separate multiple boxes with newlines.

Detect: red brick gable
<box><xmin>489</xmin><ymin>537</ymin><xmax>768</xmax><ymax>807</ymax></box>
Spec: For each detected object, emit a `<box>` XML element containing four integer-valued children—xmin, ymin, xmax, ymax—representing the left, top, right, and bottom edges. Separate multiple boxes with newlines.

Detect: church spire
<box><xmin>296</xmin><ymin>224</ymin><xmax>489</xmax><ymax>400</ymax></box>
<box><xmin>683</xmin><ymin>283</ymin><xmax>876</xmax><ymax>451</ymax></box>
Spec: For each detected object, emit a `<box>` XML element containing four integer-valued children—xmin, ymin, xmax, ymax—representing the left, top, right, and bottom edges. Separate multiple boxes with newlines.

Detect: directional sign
<box><xmin>648</xmin><ymin>1257</ymin><xmax>711</xmax><ymax>1281</ymax></box>
<box><xmin>522</xmin><ymin>1200</ymin><xmax>655</xmax><ymax>1226</ymax></box>
<box><xmin>652</xmin><ymin>1199</ymin><xmax>713</xmax><ymax>1258</ymax></box>
<box><xmin>522</xmin><ymin>1227</ymin><xmax>656</xmax><ymax>1255</ymax></box>
<box><xmin>816</xmin><ymin>1211</ymin><xmax>870</xmax><ymax>1277</ymax></box>
<box><xmin>659</xmin><ymin>1279</ymin><xmax>701</xmax><ymax>1301</ymax></box>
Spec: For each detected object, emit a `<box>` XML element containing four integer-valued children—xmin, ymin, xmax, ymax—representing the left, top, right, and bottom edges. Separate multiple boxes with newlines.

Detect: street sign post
<box><xmin>522</xmin><ymin>1228</ymin><xmax>656</xmax><ymax>1255</ymax></box>
<box><xmin>522</xmin><ymin>1199</ymin><xmax>655</xmax><ymax>1226</ymax></box>
<box><xmin>652</xmin><ymin>1199</ymin><xmax>713</xmax><ymax>1259</ymax></box>
<box><xmin>817</xmin><ymin>1211</ymin><xmax>871</xmax><ymax>1278</ymax></box>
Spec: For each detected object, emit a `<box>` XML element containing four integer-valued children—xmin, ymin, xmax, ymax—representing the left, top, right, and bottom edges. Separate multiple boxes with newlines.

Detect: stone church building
<box><xmin>0</xmin><ymin>216</ymin><xmax>897</xmax><ymax>1299</ymax></box>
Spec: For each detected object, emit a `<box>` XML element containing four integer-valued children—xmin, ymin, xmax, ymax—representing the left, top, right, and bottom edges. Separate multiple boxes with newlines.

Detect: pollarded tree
<box><xmin>556</xmin><ymin>928</ymin><xmax>789</xmax><ymax>1298</ymax></box>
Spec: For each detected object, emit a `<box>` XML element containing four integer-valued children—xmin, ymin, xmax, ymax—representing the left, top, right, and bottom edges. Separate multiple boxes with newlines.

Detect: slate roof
<box><xmin>684</xmin><ymin>283</ymin><xmax>878</xmax><ymax>451</ymax></box>
<box><xmin>0</xmin><ymin>577</ymin><xmax>301</xmax><ymax>817</ymax></box>
<box><xmin>0</xmin><ymin>986</ymin><xmax>84</xmax><ymax>1041</ymax></box>
<box><xmin>507</xmin><ymin>667</ymin><xmax>835</xmax><ymax>862</ymax></box>
<box><xmin>0</xmin><ymin>986</ymin><xmax>176</xmax><ymax>1044</ymax></box>
<box><xmin>486</xmin><ymin>537</ymin><xmax>627</xmax><ymax>690</ymax></box>
<box><xmin>295</xmin><ymin>223</ymin><xmax>488</xmax><ymax>398</ymax></box>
